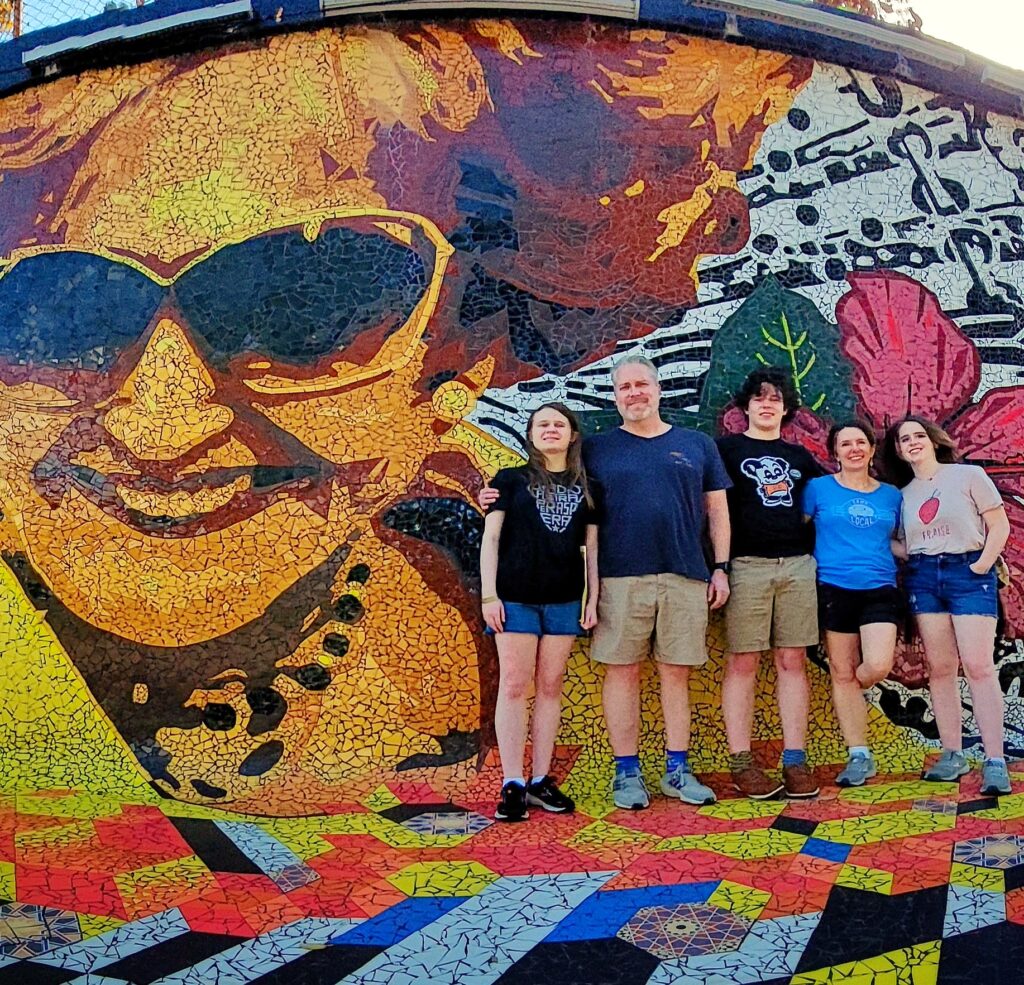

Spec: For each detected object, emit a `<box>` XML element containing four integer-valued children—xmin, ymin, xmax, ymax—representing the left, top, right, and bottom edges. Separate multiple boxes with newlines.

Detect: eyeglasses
<box><xmin>0</xmin><ymin>210</ymin><xmax>453</xmax><ymax>378</ymax></box>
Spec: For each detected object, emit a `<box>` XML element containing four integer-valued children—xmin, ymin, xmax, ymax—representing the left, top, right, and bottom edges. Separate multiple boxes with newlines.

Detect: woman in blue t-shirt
<box><xmin>803</xmin><ymin>419</ymin><xmax>902</xmax><ymax>788</ymax></box>
<box><xmin>480</xmin><ymin>403</ymin><xmax>599</xmax><ymax>822</ymax></box>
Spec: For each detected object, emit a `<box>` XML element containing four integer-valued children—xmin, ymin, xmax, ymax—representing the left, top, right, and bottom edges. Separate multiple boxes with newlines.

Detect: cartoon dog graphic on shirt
<box><xmin>741</xmin><ymin>456</ymin><xmax>798</xmax><ymax>508</ymax></box>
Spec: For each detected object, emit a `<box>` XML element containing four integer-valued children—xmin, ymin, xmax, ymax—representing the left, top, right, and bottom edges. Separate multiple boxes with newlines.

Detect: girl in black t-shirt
<box><xmin>480</xmin><ymin>402</ymin><xmax>599</xmax><ymax>822</ymax></box>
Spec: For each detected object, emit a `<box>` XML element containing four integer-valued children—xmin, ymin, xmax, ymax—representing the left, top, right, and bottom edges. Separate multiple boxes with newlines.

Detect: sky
<box><xmin>17</xmin><ymin>0</ymin><xmax>1024</xmax><ymax>71</ymax></box>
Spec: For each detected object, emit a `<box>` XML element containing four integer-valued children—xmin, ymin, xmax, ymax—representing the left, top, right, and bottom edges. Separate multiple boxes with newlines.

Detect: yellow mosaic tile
<box><xmin>840</xmin><ymin>781</ymin><xmax>956</xmax><ymax>806</ymax></box>
<box><xmin>815</xmin><ymin>810</ymin><xmax>956</xmax><ymax>846</ymax></box>
<box><xmin>707</xmin><ymin>879</ymin><xmax>772</xmax><ymax>919</ymax></box>
<box><xmin>836</xmin><ymin>863</ymin><xmax>894</xmax><ymax>894</ymax></box>
<box><xmin>657</xmin><ymin>828</ymin><xmax>806</xmax><ymax>859</ymax></box>
<box><xmin>0</xmin><ymin>861</ymin><xmax>14</xmax><ymax>900</ymax></box>
<box><xmin>15</xmin><ymin>819</ymin><xmax>96</xmax><ymax>851</ymax></box>
<box><xmin>949</xmin><ymin>862</ymin><xmax>1004</xmax><ymax>892</ymax></box>
<box><xmin>567</xmin><ymin>820</ymin><xmax>658</xmax><ymax>854</ymax></box>
<box><xmin>362</xmin><ymin>785</ymin><xmax>403</xmax><ymax>811</ymax></box>
<box><xmin>790</xmin><ymin>940</ymin><xmax>940</xmax><ymax>983</ymax></box>
<box><xmin>699</xmin><ymin>798</ymin><xmax>787</xmax><ymax>820</ymax></box>
<box><xmin>113</xmin><ymin>854</ymin><xmax>216</xmax><ymax>907</ymax></box>
<box><xmin>387</xmin><ymin>861</ymin><xmax>499</xmax><ymax>898</ymax></box>
<box><xmin>77</xmin><ymin>912</ymin><xmax>126</xmax><ymax>939</ymax></box>
<box><xmin>969</xmin><ymin>794</ymin><xmax>1024</xmax><ymax>822</ymax></box>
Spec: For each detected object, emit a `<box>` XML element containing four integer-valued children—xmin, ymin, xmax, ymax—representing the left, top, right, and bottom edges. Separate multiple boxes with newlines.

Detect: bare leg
<box><xmin>722</xmin><ymin>651</ymin><xmax>759</xmax><ymax>753</ymax></box>
<box><xmin>953</xmin><ymin>614</ymin><xmax>1003</xmax><ymax>759</ymax></box>
<box><xmin>603</xmin><ymin>662</ymin><xmax>642</xmax><ymax>757</ymax></box>
<box><xmin>530</xmin><ymin>635</ymin><xmax>576</xmax><ymax>777</ymax></box>
<box><xmin>493</xmin><ymin>633</ymin><xmax>539</xmax><ymax>780</ymax></box>
<box><xmin>774</xmin><ymin>646</ymin><xmax>809</xmax><ymax>751</ymax></box>
<box><xmin>916</xmin><ymin>613</ymin><xmax>963</xmax><ymax>751</ymax></box>
<box><xmin>856</xmin><ymin>623</ymin><xmax>897</xmax><ymax>688</ymax></box>
<box><xmin>826</xmin><ymin>631</ymin><xmax>867</xmax><ymax>748</ymax></box>
<box><xmin>657</xmin><ymin>662</ymin><xmax>692</xmax><ymax>753</ymax></box>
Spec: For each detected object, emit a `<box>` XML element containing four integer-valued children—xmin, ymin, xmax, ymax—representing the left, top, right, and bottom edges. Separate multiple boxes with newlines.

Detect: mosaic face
<box><xmin>0</xmin><ymin>212</ymin><xmax>495</xmax><ymax>808</ymax></box>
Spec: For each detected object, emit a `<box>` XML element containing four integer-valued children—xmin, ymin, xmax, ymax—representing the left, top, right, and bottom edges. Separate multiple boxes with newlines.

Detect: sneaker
<box><xmin>612</xmin><ymin>770</ymin><xmax>650</xmax><ymax>811</ymax></box>
<box><xmin>836</xmin><ymin>752</ymin><xmax>876</xmax><ymax>788</ymax></box>
<box><xmin>495</xmin><ymin>781</ymin><xmax>529</xmax><ymax>822</ymax></box>
<box><xmin>783</xmin><ymin>763</ymin><xmax>820</xmax><ymax>799</ymax></box>
<box><xmin>981</xmin><ymin>759</ymin><xmax>1012</xmax><ymax>796</ymax></box>
<box><xmin>660</xmin><ymin>767</ymin><xmax>716</xmax><ymax>806</ymax></box>
<box><xmin>732</xmin><ymin>766</ymin><xmax>784</xmax><ymax>800</ymax></box>
<box><xmin>526</xmin><ymin>775</ymin><xmax>575</xmax><ymax>813</ymax></box>
<box><xmin>922</xmin><ymin>749</ymin><xmax>969</xmax><ymax>782</ymax></box>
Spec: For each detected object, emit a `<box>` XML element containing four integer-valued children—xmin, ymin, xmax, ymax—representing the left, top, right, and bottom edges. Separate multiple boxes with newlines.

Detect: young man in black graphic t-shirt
<box><xmin>716</xmin><ymin>369</ymin><xmax>823</xmax><ymax>800</ymax></box>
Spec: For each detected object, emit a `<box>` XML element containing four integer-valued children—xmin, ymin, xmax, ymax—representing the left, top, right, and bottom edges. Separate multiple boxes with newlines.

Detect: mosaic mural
<box><xmin>1</xmin><ymin>13</ymin><xmax>1024</xmax><ymax>983</ymax></box>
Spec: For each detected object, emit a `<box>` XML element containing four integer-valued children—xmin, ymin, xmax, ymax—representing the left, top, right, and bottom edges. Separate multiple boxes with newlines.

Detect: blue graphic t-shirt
<box><xmin>802</xmin><ymin>475</ymin><xmax>902</xmax><ymax>589</ymax></box>
<box><xmin>584</xmin><ymin>427</ymin><xmax>731</xmax><ymax>581</ymax></box>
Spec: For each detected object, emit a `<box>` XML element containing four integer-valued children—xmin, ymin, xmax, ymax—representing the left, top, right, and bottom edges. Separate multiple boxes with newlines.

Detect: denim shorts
<box><xmin>486</xmin><ymin>600</ymin><xmax>584</xmax><ymax>637</ymax></box>
<box><xmin>905</xmin><ymin>549</ymin><xmax>998</xmax><ymax>618</ymax></box>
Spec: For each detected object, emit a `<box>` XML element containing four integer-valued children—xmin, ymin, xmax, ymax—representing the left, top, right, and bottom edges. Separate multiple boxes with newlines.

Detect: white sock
<box><xmin>849</xmin><ymin>746</ymin><xmax>870</xmax><ymax>759</ymax></box>
<box><xmin>503</xmin><ymin>777</ymin><xmax>525</xmax><ymax>787</ymax></box>
<box><xmin>532</xmin><ymin>774</ymin><xmax>547</xmax><ymax>785</ymax></box>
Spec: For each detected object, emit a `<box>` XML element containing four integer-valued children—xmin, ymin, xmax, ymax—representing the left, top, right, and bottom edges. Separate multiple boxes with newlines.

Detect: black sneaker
<box><xmin>495</xmin><ymin>781</ymin><xmax>529</xmax><ymax>822</ymax></box>
<box><xmin>526</xmin><ymin>775</ymin><xmax>575</xmax><ymax>814</ymax></box>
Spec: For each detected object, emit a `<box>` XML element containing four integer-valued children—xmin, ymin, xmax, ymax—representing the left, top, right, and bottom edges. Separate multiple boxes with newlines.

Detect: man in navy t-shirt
<box><xmin>584</xmin><ymin>354</ymin><xmax>731</xmax><ymax>809</ymax></box>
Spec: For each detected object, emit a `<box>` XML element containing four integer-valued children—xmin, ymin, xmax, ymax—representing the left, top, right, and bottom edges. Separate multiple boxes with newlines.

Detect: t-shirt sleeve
<box><xmin>801</xmin><ymin>448</ymin><xmax>826</xmax><ymax>480</ymax></box>
<box><xmin>968</xmin><ymin>466</ymin><xmax>1003</xmax><ymax>514</ymax></box>
<box><xmin>489</xmin><ymin>469</ymin><xmax>515</xmax><ymax>513</ymax></box>
<box><xmin>802</xmin><ymin>478</ymin><xmax>818</xmax><ymax>517</ymax></box>
<box><xmin>587</xmin><ymin>478</ymin><xmax>604</xmax><ymax>525</ymax></box>
<box><xmin>703</xmin><ymin>435</ymin><xmax>733</xmax><ymax>492</ymax></box>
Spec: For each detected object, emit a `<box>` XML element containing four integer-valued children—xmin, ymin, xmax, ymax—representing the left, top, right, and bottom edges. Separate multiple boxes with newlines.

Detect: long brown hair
<box><xmin>524</xmin><ymin>402</ymin><xmax>593</xmax><ymax>507</ymax></box>
<box><xmin>882</xmin><ymin>415</ymin><xmax>959</xmax><ymax>488</ymax></box>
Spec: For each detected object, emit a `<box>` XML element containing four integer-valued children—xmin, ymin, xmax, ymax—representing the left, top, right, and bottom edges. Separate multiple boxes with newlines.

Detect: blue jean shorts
<box><xmin>905</xmin><ymin>549</ymin><xmax>998</xmax><ymax>618</ymax></box>
<box><xmin>486</xmin><ymin>600</ymin><xmax>584</xmax><ymax>637</ymax></box>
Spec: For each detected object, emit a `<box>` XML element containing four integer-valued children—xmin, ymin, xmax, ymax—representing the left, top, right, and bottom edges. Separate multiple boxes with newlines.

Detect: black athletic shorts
<box><xmin>818</xmin><ymin>582</ymin><xmax>902</xmax><ymax>635</ymax></box>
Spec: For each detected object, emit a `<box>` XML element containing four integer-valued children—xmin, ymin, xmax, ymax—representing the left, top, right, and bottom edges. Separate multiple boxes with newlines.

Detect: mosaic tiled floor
<box><xmin>5</xmin><ymin>763</ymin><xmax>1024</xmax><ymax>984</ymax></box>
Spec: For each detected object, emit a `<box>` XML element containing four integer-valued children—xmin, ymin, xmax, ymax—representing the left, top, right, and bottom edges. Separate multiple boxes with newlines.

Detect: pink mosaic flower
<box><xmin>837</xmin><ymin>270</ymin><xmax>1024</xmax><ymax>639</ymax></box>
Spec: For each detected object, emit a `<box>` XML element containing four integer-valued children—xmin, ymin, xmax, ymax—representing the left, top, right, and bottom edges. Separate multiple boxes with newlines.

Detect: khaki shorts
<box><xmin>724</xmin><ymin>554</ymin><xmax>819</xmax><ymax>652</ymax></box>
<box><xmin>591</xmin><ymin>574</ymin><xmax>709</xmax><ymax>666</ymax></box>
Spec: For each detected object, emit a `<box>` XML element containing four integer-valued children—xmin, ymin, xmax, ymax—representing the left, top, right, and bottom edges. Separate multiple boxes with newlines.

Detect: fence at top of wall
<box><xmin>2</xmin><ymin>0</ymin><xmax>151</xmax><ymax>40</ymax></box>
<box><xmin>0</xmin><ymin>0</ymin><xmax>922</xmax><ymax>45</ymax></box>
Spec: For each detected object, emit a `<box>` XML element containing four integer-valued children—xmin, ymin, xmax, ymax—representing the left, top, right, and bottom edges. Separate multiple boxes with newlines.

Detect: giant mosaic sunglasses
<box><xmin>0</xmin><ymin>210</ymin><xmax>452</xmax><ymax>379</ymax></box>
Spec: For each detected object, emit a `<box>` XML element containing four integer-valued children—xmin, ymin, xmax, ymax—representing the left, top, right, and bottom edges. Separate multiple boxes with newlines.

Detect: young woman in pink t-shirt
<box><xmin>884</xmin><ymin>416</ymin><xmax>1011</xmax><ymax>795</ymax></box>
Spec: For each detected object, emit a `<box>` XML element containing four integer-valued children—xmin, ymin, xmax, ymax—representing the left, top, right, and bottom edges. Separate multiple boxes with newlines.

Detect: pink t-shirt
<box><xmin>901</xmin><ymin>463</ymin><xmax>1002</xmax><ymax>555</ymax></box>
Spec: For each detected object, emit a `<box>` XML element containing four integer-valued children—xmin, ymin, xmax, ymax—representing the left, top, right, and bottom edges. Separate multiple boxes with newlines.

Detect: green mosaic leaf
<box><xmin>698</xmin><ymin>276</ymin><xmax>855</xmax><ymax>429</ymax></box>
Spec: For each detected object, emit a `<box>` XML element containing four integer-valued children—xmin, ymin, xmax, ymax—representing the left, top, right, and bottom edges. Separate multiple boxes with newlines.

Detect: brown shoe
<box><xmin>782</xmin><ymin>763</ymin><xmax>820</xmax><ymax>799</ymax></box>
<box><xmin>732</xmin><ymin>766</ymin><xmax>784</xmax><ymax>800</ymax></box>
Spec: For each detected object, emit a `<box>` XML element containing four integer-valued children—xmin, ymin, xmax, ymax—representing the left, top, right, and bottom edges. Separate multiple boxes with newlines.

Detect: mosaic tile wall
<box><xmin>0</xmin><ymin>18</ymin><xmax>1022</xmax><ymax>823</ymax></box>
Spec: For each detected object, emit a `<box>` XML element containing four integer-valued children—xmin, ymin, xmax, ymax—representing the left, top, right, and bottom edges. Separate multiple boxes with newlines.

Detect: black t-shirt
<box><xmin>489</xmin><ymin>466</ymin><xmax>599</xmax><ymax>604</ymax></box>
<box><xmin>715</xmin><ymin>433</ymin><xmax>823</xmax><ymax>558</ymax></box>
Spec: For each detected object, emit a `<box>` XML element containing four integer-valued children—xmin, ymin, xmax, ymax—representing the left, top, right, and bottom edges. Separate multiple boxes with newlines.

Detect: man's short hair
<box><xmin>611</xmin><ymin>352</ymin><xmax>659</xmax><ymax>385</ymax></box>
<box><xmin>733</xmin><ymin>367</ymin><xmax>800</xmax><ymax>424</ymax></box>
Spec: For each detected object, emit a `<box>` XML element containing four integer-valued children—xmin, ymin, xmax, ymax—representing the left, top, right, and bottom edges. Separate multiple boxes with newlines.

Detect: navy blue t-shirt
<box><xmin>583</xmin><ymin>427</ymin><xmax>731</xmax><ymax>581</ymax></box>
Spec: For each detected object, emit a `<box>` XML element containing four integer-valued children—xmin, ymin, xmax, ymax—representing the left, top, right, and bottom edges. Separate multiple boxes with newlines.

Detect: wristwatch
<box><xmin>713</xmin><ymin>561</ymin><xmax>732</xmax><ymax>575</ymax></box>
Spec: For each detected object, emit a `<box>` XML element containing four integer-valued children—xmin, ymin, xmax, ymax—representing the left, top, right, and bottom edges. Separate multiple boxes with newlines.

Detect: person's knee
<box><xmin>962</xmin><ymin>655</ymin><xmax>996</xmax><ymax>685</ymax></box>
<box><xmin>828</xmin><ymin>660</ymin><xmax>858</xmax><ymax>686</ymax></box>
<box><xmin>499</xmin><ymin>672</ymin><xmax>533</xmax><ymax>702</ymax></box>
<box><xmin>857</xmin><ymin>662</ymin><xmax>889</xmax><ymax>688</ymax></box>
<box><xmin>535</xmin><ymin>669</ymin><xmax>566</xmax><ymax>701</ymax></box>
<box><xmin>727</xmin><ymin>652</ymin><xmax>760</xmax><ymax>679</ymax></box>
<box><xmin>774</xmin><ymin>649</ymin><xmax>806</xmax><ymax>676</ymax></box>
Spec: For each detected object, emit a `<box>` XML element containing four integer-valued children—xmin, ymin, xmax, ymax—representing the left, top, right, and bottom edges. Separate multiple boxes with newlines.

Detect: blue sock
<box><xmin>666</xmin><ymin>749</ymin><xmax>689</xmax><ymax>774</ymax></box>
<box><xmin>782</xmin><ymin>748</ymin><xmax>806</xmax><ymax>767</ymax></box>
<box><xmin>849</xmin><ymin>746</ymin><xmax>870</xmax><ymax>759</ymax></box>
<box><xmin>986</xmin><ymin>756</ymin><xmax>1007</xmax><ymax>766</ymax></box>
<box><xmin>614</xmin><ymin>755</ymin><xmax>640</xmax><ymax>776</ymax></box>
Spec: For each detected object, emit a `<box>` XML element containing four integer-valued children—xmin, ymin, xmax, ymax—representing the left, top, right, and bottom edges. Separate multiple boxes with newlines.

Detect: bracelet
<box><xmin>481</xmin><ymin>595</ymin><xmax>499</xmax><ymax>604</ymax></box>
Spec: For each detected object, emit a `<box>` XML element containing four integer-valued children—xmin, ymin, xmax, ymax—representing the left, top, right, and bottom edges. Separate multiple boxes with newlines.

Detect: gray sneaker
<box><xmin>836</xmin><ymin>752</ymin><xmax>876</xmax><ymax>788</ymax></box>
<box><xmin>922</xmin><ymin>749</ymin><xmax>969</xmax><ymax>782</ymax></box>
<box><xmin>659</xmin><ymin>767</ymin><xmax>716</xmax><ymax>806</ymax></box>
<box><xmin>981</xmin><ymin>759</ymin><xmax>1012</xmax><ymax>796</ymax></box>
<box><xmin>613</xmin><ymin>770</ymin><xmax>650</xmax><ymax>810</ymax></box>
